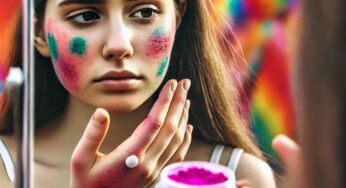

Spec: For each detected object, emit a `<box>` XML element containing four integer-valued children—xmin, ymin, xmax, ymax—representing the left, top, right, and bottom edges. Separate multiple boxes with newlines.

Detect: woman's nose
<box><xmin>102</xmin><ymin>22</ymin><xmax>134</xmax><ymax>61</ymax></box>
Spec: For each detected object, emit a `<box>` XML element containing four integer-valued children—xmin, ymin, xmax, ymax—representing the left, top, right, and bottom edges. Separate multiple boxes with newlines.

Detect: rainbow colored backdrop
<box><xmin>0</xmin><ymin>1</ymin><xmax>21</xmax><ymax>115</ymax></box>
<box><xmin>213</xmin><ymin>0</ymin><xmax>298</xmax><ymax>160</ymax></box>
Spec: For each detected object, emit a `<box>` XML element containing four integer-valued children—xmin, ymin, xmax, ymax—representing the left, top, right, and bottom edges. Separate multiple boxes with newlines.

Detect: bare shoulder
<box><xmin>0</xmin><ymin>135</ymin><xmax>17</xmax><ymax>187</ymax></box>
<box><xmin>237</xmin><ymin>152</ymin><xmax>276</xmax><ymax>188</ymax></box>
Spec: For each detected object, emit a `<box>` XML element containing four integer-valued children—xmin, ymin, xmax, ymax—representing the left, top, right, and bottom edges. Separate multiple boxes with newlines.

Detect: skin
<box><xmin>35</xmin><ymin>0</ymin><xmax>192</xmax><ymax>187</ymax></box>
<box><xmin>272</xmin><ymin>135</ymin><xmax>304</xmax><ymax>188</ymax></box>
<box><xmin>40</xmin><ymin>0</ymin><xmax>177</xmax><ymax>110</ymax></box>
<box><xmin>0</xmin><ymin>0</ymin><xmax>276</xmax><ymax>187</ymax></box>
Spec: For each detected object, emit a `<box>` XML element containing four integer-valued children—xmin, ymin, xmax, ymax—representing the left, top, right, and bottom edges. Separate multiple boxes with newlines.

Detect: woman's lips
<box><xmin>97</xmin><ymin>78</ymin><xmax>141</xmax><ymax>91</ymax></box>
<box><xmin>95</xmin><ymin>70</ymin><xmax>142</xmax><ymax>91</ymax></box>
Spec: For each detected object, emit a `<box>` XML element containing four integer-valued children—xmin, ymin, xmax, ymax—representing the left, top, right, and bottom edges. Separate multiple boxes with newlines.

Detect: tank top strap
<box><xmin>209</xmin><ymin>144</ymin><xmax>225</xmax><ymax>164</ymax></box>
<box><xmin>0</xmin><ymin>138</ymin><xmax>15</xmax><ymax>182</ymax></box>
<box><xmin>227</xmin><ymin>148</ymin><xmax>244</xmax><ymax>172</ymax></box>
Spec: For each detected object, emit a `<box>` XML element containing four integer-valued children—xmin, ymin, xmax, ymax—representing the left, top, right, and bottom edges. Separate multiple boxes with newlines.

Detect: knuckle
<box><xmin>146</xmin><ymin>116</ymin><xmax>164</xmax><ymax>131</ymax></box>
<box><xmin>175</xmin><ymin>134</ymin><xmax>184</xmax><ymax>144</ymax></box>
<box><xmin>165</xmin><ymin>123</ymin><xmax>177</xmax><ymax>135</ymax></box>
<box><xmin>71</xmin><ymin>155</ymin><xmax>85</xmax><ymax>171</ymax></box>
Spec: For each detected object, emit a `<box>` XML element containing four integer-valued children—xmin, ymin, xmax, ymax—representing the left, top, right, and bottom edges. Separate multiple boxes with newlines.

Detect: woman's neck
<box><xmin>35</xmin><ymin>95</ymin><xmax>153</xmax><ymax>166</ymax></box>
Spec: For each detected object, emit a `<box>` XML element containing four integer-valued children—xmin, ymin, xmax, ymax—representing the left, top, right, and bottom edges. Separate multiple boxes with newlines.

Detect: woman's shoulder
<box><xmin>0</xmin><ymin>135</ymin><xmax>17</xmax><ymax>186</ymax></box>
<box><xmin>237</xmin><ymin>152</ymin><xmax>276</xmax><ymax>188</ymax></box>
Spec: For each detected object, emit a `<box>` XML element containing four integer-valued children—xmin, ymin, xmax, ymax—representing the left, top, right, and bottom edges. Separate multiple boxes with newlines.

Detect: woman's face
<box><xmin>37</xmin><ymin>0</ymin><xmax>181</xmax><ymax>112</ymax></box>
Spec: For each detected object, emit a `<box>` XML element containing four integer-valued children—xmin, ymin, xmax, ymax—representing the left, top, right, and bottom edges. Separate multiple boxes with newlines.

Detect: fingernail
<box><xmin>183</xmin><ymin>80</ymin><xmax>191</xmax><ymax>91</ymax></box>
<box><xmin>93</xmin><ymin>108</ymin><xmax>107</xmax><ymax>125</ymax></box>
<box><xmin>171</xmin><ymin>80</ymin><xmax>178</xmax><ymax>92</ymax></box>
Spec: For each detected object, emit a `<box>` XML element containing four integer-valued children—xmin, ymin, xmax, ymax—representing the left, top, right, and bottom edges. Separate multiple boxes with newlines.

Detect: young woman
<box><xmin>0</xmin><ymin>0</ymin><xmax>276</xmax><ymax>187</ymax></box>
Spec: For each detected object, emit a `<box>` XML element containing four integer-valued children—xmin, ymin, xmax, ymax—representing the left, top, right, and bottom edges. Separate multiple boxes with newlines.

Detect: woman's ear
<box><xmin>34</xmin><ymin>19</ymin><xmax>51</xmax><ymax>58</ymax></box>
<box><xmin>175</xmin><ymin>0</ymin><xmax>186</xmax><ymax>28</ymax></box>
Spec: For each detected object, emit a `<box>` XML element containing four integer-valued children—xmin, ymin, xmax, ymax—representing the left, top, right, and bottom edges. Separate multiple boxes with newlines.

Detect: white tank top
<box><xmin>209</xmin><ymin>145</ymin><xmax>244</xmax><ymax>172</ymax></box>
<box><xmin>0</xmin><ymin>139</ymin><xmax>15</xmax><ymax>182</ymax></box>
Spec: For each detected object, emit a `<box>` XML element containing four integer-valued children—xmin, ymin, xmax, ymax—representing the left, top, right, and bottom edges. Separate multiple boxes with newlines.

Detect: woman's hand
<box><xmin>70</xmin><ymin>79</ymin><xmax>193</xmax><ymax>188</ymax></box>
<box><xmin>236</xmin><ymin>180</ymin><xmax>253</xmax><ymax>188</ymax></box>
<box><xmin>272</xmin><ymin>135</ymin><xmax>304</xmax><ymax>188</ymax></box>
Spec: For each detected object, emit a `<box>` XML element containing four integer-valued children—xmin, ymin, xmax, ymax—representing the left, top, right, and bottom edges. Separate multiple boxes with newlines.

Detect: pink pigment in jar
<box><xmin>155</xmin><ymin>161</ymin><xmax>236</xmax><ymax>188</ymax></box>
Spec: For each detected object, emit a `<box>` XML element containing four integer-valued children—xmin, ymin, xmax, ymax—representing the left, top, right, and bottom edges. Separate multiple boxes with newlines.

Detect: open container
<box><xmin>156</xmin><ymin>161</ymin><xmax>236</xmax><ymax>188</ymax></box>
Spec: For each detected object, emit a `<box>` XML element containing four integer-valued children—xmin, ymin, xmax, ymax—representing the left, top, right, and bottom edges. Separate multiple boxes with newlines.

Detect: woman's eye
<box><xmin>131</xmin><ymin>8</ymin><xmax>157</xmax><ymax>19</ymax></box>
<box><xmin>68</xmin><ymin>11</ymin><xmax>101</xmax><ymax>24</ymax></box>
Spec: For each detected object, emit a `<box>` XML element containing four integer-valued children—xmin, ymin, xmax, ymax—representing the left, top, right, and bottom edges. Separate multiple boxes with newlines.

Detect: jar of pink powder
<box><xmin>155</xmin><ymin>161</ymin><xmax>236</xmax><ymax>188</ymax></box>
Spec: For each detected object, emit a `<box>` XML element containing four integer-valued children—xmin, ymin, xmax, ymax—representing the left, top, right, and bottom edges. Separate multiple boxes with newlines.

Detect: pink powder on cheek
<box><xmin>146</xmin><ymin>31</ymin><xmax>172</xmax><ymax>59</ymax></box>
<box><xmin>56</xmin><ymin>59</ymin><xmax>79</xmax><ymax>92</ymax></box>
<box><xmin>46</xmin><ymin>19</ymin><xmax>92</xmax><ymax>93</ymax></box>
<box><xmin>168</xmin><ymin>167</ymin><xmax>228</xmax><ymax>185</ymax></box>
<box><xmin>54</xmin><ymin>33</ymin><xmax>81</xmax><ymax>92</ymax></box>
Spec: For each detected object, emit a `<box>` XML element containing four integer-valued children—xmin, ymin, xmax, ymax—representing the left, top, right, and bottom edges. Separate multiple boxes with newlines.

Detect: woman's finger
<box><xmin>71</xmin><ymin>108</ymin><xmax>110</xmax><ymax>173</ymax></box>
<box><xmin>165</xmin><ymin>124</ymin><xmax>193</xmax><ymax>165</ymax></box>
<box><xmin>156</xmin><ymin>100</ymin><xmax>190</xmax><ymax>167</ymax></box>
<box><xmin>272</xmin><ymin>134</ymin><xmax>304</xmax><ymax>188</ymax></box>
<box><xmin>109</xmin><ymin>80</ymin><xmax>177</xmax><ymax>158</ymax></box>
<box><xmin>151</xmin><ymin>124</ymin><xmax>193</xmax><ymax>183</ymax></box>
<box><xmin>145</xmin><ymin>79</ymin><xmax>190</xmax><ymax>160</ymax></box>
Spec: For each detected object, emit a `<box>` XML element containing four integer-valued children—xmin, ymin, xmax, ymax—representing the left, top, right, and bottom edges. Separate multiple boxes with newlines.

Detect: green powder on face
<box><xmin>70</xmin><ymin>37</ymin><xmax>87</xmax><ymax>56</ymax></box>
<box><xmin>153</xmin><ymin>27</ymin><xmax>165</xmax><ymax>36</ymax></box>
<box><xmin>157</xmin><ymin>57</ymin><xmax>169</xmax><ymax>79</ymax></box>
<box><xmin>48</xmin><ymin>33</ymin><xmax>58</xmax><ymax>60</ymax></box>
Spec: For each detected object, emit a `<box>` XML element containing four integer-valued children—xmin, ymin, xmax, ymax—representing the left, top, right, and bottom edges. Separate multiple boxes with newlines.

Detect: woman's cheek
<box><xmin>145</xmin><ymin>27</ymin><xmax>174</xmax><ymax>79</ymax></box>
<box><xmin>46</xmin><ymin>19</ymin><xmax>90</xmax><ymax>94</ymax></box>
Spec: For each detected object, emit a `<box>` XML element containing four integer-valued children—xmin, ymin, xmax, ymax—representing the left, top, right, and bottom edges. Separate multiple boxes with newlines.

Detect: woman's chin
<box><xmin>100</xmin><ymin>103</ymin><xmax>138</xmax><ymax>113</ymax></box>
<box><xmin>98</xmin><ymin>100</ymin><xmax>149</xmax><ymax>114</ymax></box>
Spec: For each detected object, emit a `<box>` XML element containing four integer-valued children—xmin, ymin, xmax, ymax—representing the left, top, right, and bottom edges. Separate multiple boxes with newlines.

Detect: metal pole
<box><xmin>21</xmin><ymin>0</ymin><xmax>34</xmax><ymax>187</ymax></box>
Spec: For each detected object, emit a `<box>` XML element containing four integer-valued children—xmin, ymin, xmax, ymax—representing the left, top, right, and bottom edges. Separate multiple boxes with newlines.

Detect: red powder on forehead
<box><xmin>146</xmin><ymin>33</ymin><xmax>171</xmax><ymax>59</ymax></box>
<box><xmin>168</xmin><ymin>167</ymin><xmax>228</xmax><ymax>185</ymax></box>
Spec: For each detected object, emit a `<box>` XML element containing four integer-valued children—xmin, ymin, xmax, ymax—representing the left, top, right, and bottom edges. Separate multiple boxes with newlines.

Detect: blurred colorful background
<box><xmin>212</xmin><ymin>0</ymin><xmax>299</xmax><ymax>166</ymax></box>
<box><xmin>0</xmin><ymin>0</ymin><xmax>21</xmax><ymax>118</ymax></box>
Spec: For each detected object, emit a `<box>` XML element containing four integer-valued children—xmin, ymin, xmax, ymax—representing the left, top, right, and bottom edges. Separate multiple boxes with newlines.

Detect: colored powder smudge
<box><xmin>146</xmin><ymin>28</ymin><xmax>170</xmax><ymax>59</ymax></box>
<box><xmin>168</xmin><ymin>167</ymin><xmax>228</xmax><ymax>185</ymax></box>
<box><xmin>0</xmin><ymin>64</ymin><xmax>8</xmax><ymax>81</ymax></box>
<box><xmin>70</xmin><ymin>37</ymin><xmax>87</xmax><ymax>56</ymax></box>
<box><xmin>153</xmin><ymin>27</ymin><xmax>165</xmax><ymax>35</ymax></box>
<box><xmin>0</xmin><ymin>82</ymin><xmax>3</xmax><ymax>93</ymax></box>
<box><xmin>57</xmin><ymin>59</ymin><xmax>78</xmax><ymax>91</ymax></box>
<box><xmin>156</xmin><ymin>57</ymin><xmax>168</xmax><ymax>79</ymax></box>
<box><xmin>48</xmin><ymin>33</ymin><xmax>59</xmax><ymax>60</ymax></box>
<box><xmin>0</xmin><ymin>63</ymin><xmax>7</xmax><ymax>92</ymax></box>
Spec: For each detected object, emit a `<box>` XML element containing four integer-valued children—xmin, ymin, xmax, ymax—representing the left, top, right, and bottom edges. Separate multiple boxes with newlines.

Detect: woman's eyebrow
<box><xmin>58</xmin><ymin>0</ymin><xmax>107</xmax><ymax>7</ymax></box>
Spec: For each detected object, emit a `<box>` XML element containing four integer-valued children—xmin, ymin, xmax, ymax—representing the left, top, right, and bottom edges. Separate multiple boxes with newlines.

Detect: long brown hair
<box><xmin>31</xmin><ymin>0</ymin><xmax>263</xmax><ymax>159</ymax></box>
<box><xmin>165</xmin><ymin>0</ymin><xmax>263</xmax><ymax>158</ymax></box>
